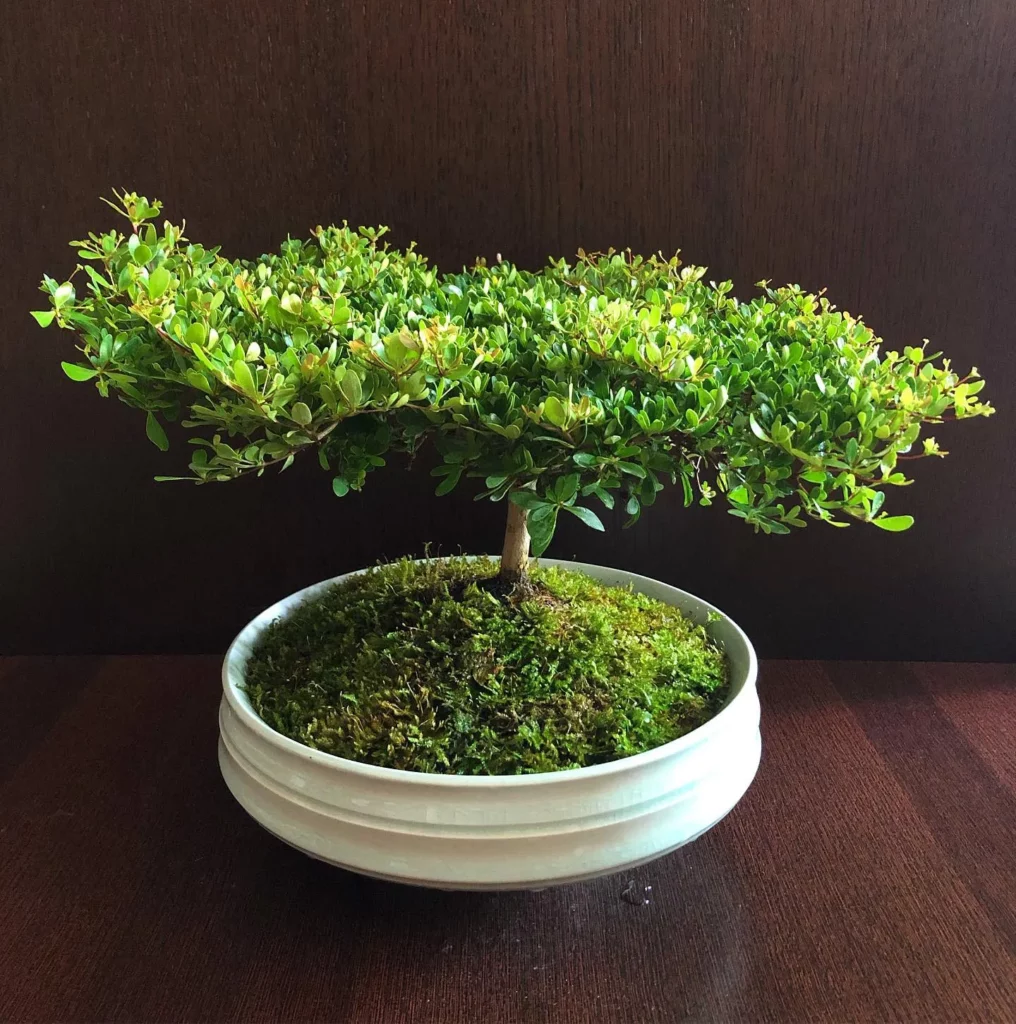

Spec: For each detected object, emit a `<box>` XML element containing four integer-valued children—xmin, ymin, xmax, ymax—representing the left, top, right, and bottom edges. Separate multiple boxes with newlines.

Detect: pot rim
<box><xmin>222</xmin><ymin>557</ymin><xmax>758</xmax><ymax>788</ymax></box>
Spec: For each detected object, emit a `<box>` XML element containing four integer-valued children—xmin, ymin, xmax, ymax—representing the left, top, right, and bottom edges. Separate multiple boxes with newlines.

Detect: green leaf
<box><xmin>591</xmin><ymin>485</ymin><xmax>615</xmax><ymax>510</ymax></box>
<box><xmin>749</xmin><ymin>413</ymin><xmax>770</xmax><ymax>442</ymax></box>
<box><xmin>727</xmin><ymin>485</ymin><xmax>749</xmax><ymax>504</ymax></box>
<box><xmin>61</xmin><ymin>361</ymin><xmax>98</xmax><ymax>381</ymax></box>
<box><xmin>147</xmin><ymin>266</ymin><xmax>171</xmax><ymax>299</ymax></box>
<box><xmin>567</xmin><ymin>505</ymin><xmax>605</xmax><ymax>531</ymax></box>
<box><xmin>31</xmin><ymin>310</ymin><xmax>56</xmax><ymax>327</ymax></box>
<box><xmin>132</xmin><ymin>243</ymin><xmax>152</xmax><ymax>265</ymax></box>
<box><xmin>435</xmin><ymin>466</ymin><xmax>461</xmax><ymax>496</ymax></box>
<box><xmin>332</xmin><ymin>476</ymin><xmax>350</xmax><ymax>497</ymax></box>
<box><xmin>145</xmin><ymin>412</ymin><xmax>169</xmax><ymax>451</ymax></box>
<box><xmin>543</xmin><ymin>395</ymin><xmax>567</xmax><ymax>427</ymax></box>
<box><xmin>528</xmin><ymin>506</ymin><xmax>558</xmax><ymax>556</ymax></box>
<box><xmin>191</xmin><ymin>343</ymin><xmax>217</xmax><ymax>373</ymax></box>
<box><xmin>572</xmin><ymin>452</ymin><xmax>598</xmax><ymax>468</ymax></box>
<box><xmin>509</xmin><ymin>489</ymin><xmax>546</xmax><ymax>511</ymax></box>
<box><xmin>556</xmin><ymin>473</ymin><xmax>580</xmax><ymax>503</ymax></box>
<box><xmin>185</xmin><ymin>322</ymin><xmax>207</xmax><ymax>347</ymax></box>
<box><xmin>291</xmin><ymin>401</ymin><xmax>313</xmax><ymax>426</ymax></box>
<box><xmin>339</xmin><ymin>371</ymin><xmax>362</xmax><ymax>409</ymax></box>
<box><xmin>800</xmin><ymin>470</ymin><xmax>827</xmax><ymax>484</ymax></box>
<box><xmin>681</xmin><ymin>471</ymin><xmax>694</xmax><ymax>507</ymax></box>
<box><xmin>873</xmin><ymin>514</ymin><xmax>914</xmax><ymax>532</ymax></box>
<box><xmin>185</xmin><ymin>369</ymin><xmax>213</xmax><ymax>394</ymax></box>
<box><xmin>83</xmin><ymin>265</ymin><xmax>110</xmax><ymax>291</ymax></box>
<box><xmin>233</xmin><ymin>359</ymin><xmax>258</xmax><ymax>398</ymax></box>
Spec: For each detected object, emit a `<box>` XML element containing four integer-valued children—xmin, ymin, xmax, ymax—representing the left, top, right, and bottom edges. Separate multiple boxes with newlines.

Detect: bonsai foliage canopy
<box><xmin>37</xmin><ymin>192</ymin><xmax>993</xmax><ymax>576</ymax></box>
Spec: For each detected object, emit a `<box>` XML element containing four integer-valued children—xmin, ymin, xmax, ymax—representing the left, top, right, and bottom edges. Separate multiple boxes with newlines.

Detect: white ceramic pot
<box><xmin>219</xmin><ymin>559</ymin><xmax>760</xmax><ymax>890</ymax></box>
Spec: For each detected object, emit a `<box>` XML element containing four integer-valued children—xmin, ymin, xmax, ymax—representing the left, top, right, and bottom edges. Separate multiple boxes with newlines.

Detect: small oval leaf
<box><xmin>147</xmin><ymin>266</ymin><xmax>171</xmax><ymax>299</ymax></box>
<box><xmin>528</xmin><ymin>506</ymin><xmax>559</xmax><ymax>556</ymax></box>
<box><xmin>749</xmin><ymin>413</ymin><xmax>770</xmax><ymax>442</ymax></box>
<box><xmin>873</xmin><ymin>514</ymin><xmax>914</xmax><ymax>532</ymax></box>
<box><xmin>145</xmin><ymin>412</ymin><xmax>169</xmax><ymax>451</ymax></box>
<box><xmin>543</xmin><ymin>395</ymin><xmax>567</xmax><ymax>428</ymax></box>
<box><xmin>232</xmin><ymin>359</ymin><xmax>257</xmax><ymax>398</ymax></box>
<box><xmin>185</xmin><ymin>322</ymin><xmax>207</xmax><ymax>347</ymax></box>
<box><xmin>61</xmin><ymin>361</ymin><xmax>98</xmax><ymax>381</ymax></box>
<box><xmin>567</xmin><ymin>505</ymin><xmax>605</xmax><ymax>531</ymax></box>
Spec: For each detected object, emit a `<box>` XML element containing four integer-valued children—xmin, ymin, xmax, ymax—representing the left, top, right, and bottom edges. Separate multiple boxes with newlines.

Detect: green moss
<box><xmin>243</xmin><ymin>558</ymin><xmax>729</xmax><ymax>775</ymax></box>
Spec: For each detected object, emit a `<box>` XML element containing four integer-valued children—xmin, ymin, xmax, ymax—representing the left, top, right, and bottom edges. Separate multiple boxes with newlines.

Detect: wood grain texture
<box><xmin>1</xmin><ymin>0</ymin><xmax>1014</xmax><ymax>659</ymax></box>
<box><xmin>1</xmin><ymin>657</ymin><xmax>1015</xmax><ymax>1023</ymax></box>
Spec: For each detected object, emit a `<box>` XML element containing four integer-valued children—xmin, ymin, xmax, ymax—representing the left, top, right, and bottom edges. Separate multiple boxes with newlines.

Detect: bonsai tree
<box><xmin>36</xmin><ymin>192</ymin><xmax>994</xmax><ymax>582</ymax></box>
<box><xmin>34</xmin><ymin>193</ymin><xmax>997</xmax><ymax>774</ymax></box>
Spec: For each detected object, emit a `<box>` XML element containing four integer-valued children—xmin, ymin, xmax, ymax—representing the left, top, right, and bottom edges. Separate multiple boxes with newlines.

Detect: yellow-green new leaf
<box><xmin>61</xmin><ymin>361</ymin><xmax>98</xmax><ymax>381</ymax></box>
<box><xmin>873</xmin><ymin>515</ymin><xmax>914</xmax><ymax>532</ymax></box>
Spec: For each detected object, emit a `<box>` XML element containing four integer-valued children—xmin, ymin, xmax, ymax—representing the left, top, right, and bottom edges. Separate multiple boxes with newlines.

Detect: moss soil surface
<box><xmin>244</xmin><ymin>558</ymin><xmax>729</xmax><ymax>775</ymax></box>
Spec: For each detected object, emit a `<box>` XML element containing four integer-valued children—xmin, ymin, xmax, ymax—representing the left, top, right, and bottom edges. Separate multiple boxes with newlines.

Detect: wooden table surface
<box><xmin>1</xmin><ymin>658</ymin><xmax>1014</xmax><ymax>1023</ymax></box>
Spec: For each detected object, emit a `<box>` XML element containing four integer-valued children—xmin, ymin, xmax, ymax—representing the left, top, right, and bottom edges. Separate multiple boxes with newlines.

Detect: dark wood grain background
<box><xmin>2</xmin><ymin>0</ymin><xmax>1013</xmax><ymax>659</ymax></box>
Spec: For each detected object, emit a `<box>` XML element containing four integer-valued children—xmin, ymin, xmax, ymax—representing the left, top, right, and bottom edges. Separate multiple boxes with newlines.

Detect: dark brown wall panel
<box><xmin>1</xmin><ymin>0</ymin><xmax>1013</xmax><ymax>658</ymax></box>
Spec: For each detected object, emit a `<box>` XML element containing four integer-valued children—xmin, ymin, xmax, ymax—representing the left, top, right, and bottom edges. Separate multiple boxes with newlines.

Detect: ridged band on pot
<box><xmin>219</xmin><ymin>558</ymin><xmax>761</xmax><ymax>890</ymax></box>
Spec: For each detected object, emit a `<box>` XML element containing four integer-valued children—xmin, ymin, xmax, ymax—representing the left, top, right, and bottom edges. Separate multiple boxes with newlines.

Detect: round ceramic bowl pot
<box><xmin>219</xmin><ymin>558</ymin><xmax>760</xmax><ymax>890</ymax></box>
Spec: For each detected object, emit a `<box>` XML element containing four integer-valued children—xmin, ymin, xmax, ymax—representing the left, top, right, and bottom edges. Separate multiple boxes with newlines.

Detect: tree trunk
<box><xmin>499</xmin><ymin>500</ymin><xmax>530</xmax><ymax>582</ymax></box>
